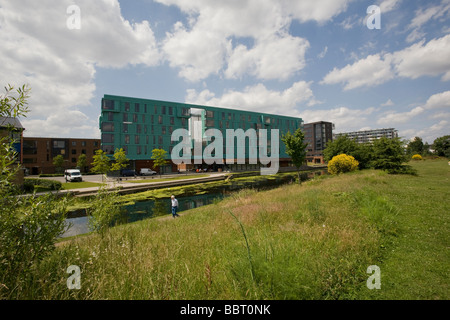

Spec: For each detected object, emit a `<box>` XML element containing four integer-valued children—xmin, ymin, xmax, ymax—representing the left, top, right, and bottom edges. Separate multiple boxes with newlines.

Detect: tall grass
<box><xmin>11</xmin><ymin>159</ymin><xmax>449</xmax><ymax>299</ymax></box>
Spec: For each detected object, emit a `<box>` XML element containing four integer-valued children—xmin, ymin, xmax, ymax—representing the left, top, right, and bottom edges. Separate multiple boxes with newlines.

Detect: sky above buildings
<box><xmin>1</xmin><ymin>0</ymin><xmax>449</xmax><ymax>143</ymax></box>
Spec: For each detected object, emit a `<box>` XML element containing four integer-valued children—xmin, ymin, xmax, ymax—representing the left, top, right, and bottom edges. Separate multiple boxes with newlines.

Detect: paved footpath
<box><xmin>33</xmin><ymin>173</ymin><xmax>228</xmax><ymax>197</ymax></box>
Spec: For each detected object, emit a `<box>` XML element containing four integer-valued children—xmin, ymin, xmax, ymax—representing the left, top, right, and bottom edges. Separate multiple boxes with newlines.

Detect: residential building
<box><xmin>99</xmin><ymin>94</ymin><xmax>304</xmax><ymax>173</ymax></box>
<box><xmin>335</xmin><ymin>128</ymin><xmax>398</xmax><ymax>144</ymax></box>
<box><xmin>303</xmin><ymin>121</ymin><xmax>334</xmax><ymax>164</ymax></box>
<box><xmin>22</xmin><ymin>137</ymin><xmax>100</xmax><ymax>175</ymax></box>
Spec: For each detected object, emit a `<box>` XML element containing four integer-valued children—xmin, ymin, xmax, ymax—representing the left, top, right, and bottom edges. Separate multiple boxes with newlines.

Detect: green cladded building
<box><xmin>99</xmin><ymin>94</ymin><xmax>303</xmax><ymax>173</ymax></box>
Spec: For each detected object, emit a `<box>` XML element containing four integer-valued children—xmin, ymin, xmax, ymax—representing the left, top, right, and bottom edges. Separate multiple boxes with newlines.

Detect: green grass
<box><xmin>61</xmin><ymin>182</ymin><xmax>105</xmax><ymax>190</ymax></box>
<box><xmin>10</xmin><ymin>159</ymin><xmax>449</xmax><ymax>299</ymax></box>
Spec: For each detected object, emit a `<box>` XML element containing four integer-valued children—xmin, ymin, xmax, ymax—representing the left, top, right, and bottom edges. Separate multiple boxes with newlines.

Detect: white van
<box><xmin>140</xmin><ymin>168</ymin><xmax>157</xmax><ymax>176</ymax></box>
<box><xmin>64</xmin><ymin>169</ymin><xmax>83</xmax><ymax>182</ymax></box>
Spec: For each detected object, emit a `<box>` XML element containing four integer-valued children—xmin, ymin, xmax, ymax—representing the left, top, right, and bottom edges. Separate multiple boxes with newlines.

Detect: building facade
<box><xmin>99</xmin><ymin>94</ymin><xmax>304</xmax><ymax>173</ymax></box>
<box><xmin>335</xmin><ymin>128</ymin><xmax>398</xmax><ymax>144</ymax></box>
<box><xmin>22</xmin><ymin>137</ymin><xmax>100</xmax><ymax>175</ymax></box>
<box><xmin>304</xmin><ymin>121</ymin><xmax>334</xmax><ymax>164</ymax></box>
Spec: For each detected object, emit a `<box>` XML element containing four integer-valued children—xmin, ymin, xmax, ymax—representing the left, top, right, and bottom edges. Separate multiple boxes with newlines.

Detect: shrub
<box><xmin>23</xmin><ymin>178</ymin><xmax>62</xmax><ymax>191</ymax></box>
<box><xmin>412</xmin><ymin>154</ymin><xmax>423</xmax><ymax>160</ymax></box>
<box><xmin>327</xmin><ymin>154</ymin><xmax>359</xmax><ymax>175</ymax></box>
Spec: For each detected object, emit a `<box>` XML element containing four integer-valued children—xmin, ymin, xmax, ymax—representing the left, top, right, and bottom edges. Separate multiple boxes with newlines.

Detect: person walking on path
<box><xmin>171</xmin><ymin>195</ymin><xmax>180</xmax><ymax>218</ymax></box>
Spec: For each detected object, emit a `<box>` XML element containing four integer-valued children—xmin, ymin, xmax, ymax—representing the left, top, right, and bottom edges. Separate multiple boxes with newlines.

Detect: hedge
<box><xmin>24</xmin><ymin>178</ymin><xmax>62</xmax><ymax>191</ymax></box>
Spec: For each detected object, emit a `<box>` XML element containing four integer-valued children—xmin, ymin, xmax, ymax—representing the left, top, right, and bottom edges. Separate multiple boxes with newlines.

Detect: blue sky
<box><xmin>1</xmin><ymin>0</ymin><xmax>449</xmax><ymax>143</ymax></box>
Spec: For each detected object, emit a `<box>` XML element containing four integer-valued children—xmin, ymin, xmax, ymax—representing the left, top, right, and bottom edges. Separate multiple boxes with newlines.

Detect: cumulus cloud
<box><xmin>157</xmin><ymin>0</ymin><xmax>350</xmax><ymax>82</ymax></box>
<box><xmin>377</xmin><ymin>90</ymin><xmax>450</xmax><ymax>126</ymax></box>
<box><xmin>377</xmin><ymin>106</ymin><xmax>425</xmax><ymax>125</ymax></box>
<box><xmin>0</xmin><ymin>0</ymin><xmax>161</xmax><ymax>138</ymax></box>
<box><xmin>185</xmin><ymin>81</ymin><xmax>317</xmax><ymax>116</ymax></box>
<box><xmin>321</xmin><ymin>34</ymin><xmax>450</xmax><ymax>90</ymax></box>
<box><xmin>301</xmin><ymin>106</ymin><xmax>376</xmax><ymax>132</ymax></box>
<box><xmin>321</xmin><ymin>54</ymin><xmax>394</xmax><ymax>90</ymax></box>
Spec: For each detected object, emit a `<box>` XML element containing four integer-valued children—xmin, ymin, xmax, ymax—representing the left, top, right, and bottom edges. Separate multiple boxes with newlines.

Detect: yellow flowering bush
<box><xmin>411</xmin><ymin>154</ymin><xmax>422</xmax><ymax>160</ymax></box>
<box><xmin>327</xmin><ymin>154</ymin><xmax>359</xmax><ymax>175</ymax></box>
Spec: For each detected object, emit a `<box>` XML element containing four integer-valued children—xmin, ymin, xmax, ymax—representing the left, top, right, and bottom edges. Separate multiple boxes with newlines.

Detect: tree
<box><xmin>1</xmin><ymin>84</ymin><xmax>69</xmax><ymax>299</ymax></box>
<box><xmin>52</xmin><ymin>154</ymin><xmax>64</xmax><ymax>173</ymax></box>
<box><xmin>323</xmin><ymin>135</ymin><xmax>373</xmax><ymax>169</ymax></box>
<box><xmin>432</xmin><ymin>135</ymin><xmax>450</xmax><ymax>158</ymax></box>
<box><xmin>151</xmin><ymin>148</ymin><xmax>169</xmax><ymax>178</ymax></box>
<box><xmin>90</xmin><ymin>149</ymin><xmax>111</xmax><ymax>180</ymax></box>
<box><xmin>281</xmin><ymin>128</ymin><xmax>308</xmax><ymax>183</ymax></box>
<box><xmin>371</xmin><ymin>137</ymin><xmax>407</xmax><ymax>172</ymax></box>
<box><xmin>110</xmin><ymin>148</ymin><xmax>129</xmax><ymax>172</ymax></box>
<box><xmin>406</xmin><ymin>137</ymin><xmax>424</xmax><ymax>156</ymax></box>
<box><xmin>76</xmin><ymin>153</ymin><xmax>87</xmax><ymax>172</ymax></box>
<box><xmin>323</xmin><ymin>135</ymin><xmax>358</xmax><ymax>162</ymax></box>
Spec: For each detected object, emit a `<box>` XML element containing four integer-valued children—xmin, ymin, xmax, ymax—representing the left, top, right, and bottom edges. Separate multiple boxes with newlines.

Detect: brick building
<box><xmin>22</xmin><ymin>137</ymin><xmax>101</xmax><ymax>175</ymax></box>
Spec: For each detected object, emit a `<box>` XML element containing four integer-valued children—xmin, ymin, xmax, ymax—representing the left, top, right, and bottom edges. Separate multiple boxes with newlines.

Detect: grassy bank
<box><xmin>14</xmin><ymin>159</ymin><xmax>449</xmax><ymax>299</ymax></box>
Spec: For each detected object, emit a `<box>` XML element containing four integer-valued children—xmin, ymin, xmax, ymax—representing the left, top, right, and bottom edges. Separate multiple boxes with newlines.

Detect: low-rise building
<box><xmin>22</xmin><ymin>137</ymin><xmax>100</xmax><ymax>175</ymax></box>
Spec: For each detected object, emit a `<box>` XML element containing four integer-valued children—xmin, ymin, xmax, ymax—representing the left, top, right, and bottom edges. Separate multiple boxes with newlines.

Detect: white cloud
<box><xmin>0</xmin><ymin>0</ymin><xmax>161</xmax><ymax>138</ymax></box>
<box><xmin>321</xmin><ymin>54</ymin><xmax>394</xmax><ymax>90</ymax></box>
<box><xmin>392</xmin><ymin>35</ymin><xmax>450</xmax><ymax>81</ymax></box>
<box><xmin>302</xmin><ymin>106</ymin><xmax>376</xmax><ymax>132</ymax></box>
<box><xmin>318</xmin><ymin>46</ymin><xmax>328</xmax><ymax>59</ymax></box>
<box><xmin>185</xmin><ymin>81</ymin><xmax>317</xmax><ymax>116</ymax></box>
<box><xmin>322</xmin><ymin>34</ymin><xmax>450</xmax><ymax>90</ymax></box>
<box><xmin>377</xmin><ymin>106</ymin><xmax>425</xmax><ymax>125</ymax></box>
<box><xmin>401</xmin><ymin>120</ymin><xmax>449</xmax><ymax>143</ymax></box>
<box><xmin>381</xmin><ymin>99</ymin><xmax>395</xmax><ymax>107</ymax></box>
<box><xmin>378</xmin><ymin>0</ymin><xmax>402</xmax><ymax>13</ymax></box>
<box><xmin>157</xmin><ymin>0</ymin><xmax>351</xmax><ymax>82</ymax></box>
<box><xmin>377</xmin><ymin>90</ymin><xmax>450</xmax><ymax>126</ymax></box>
<box><xmin>423</xmin><ymin>90</ymin><xmax>450</xmax><ymax>109</ymax></box>
<box><xmin>225</xmin><ymin>35</ymin><xmax>310</xmax><ymax>81</ymax></box>
<box><xmin>282</xmin><ymin>0</ymin><xmax>352</xmax><ymax>24</ymax></box>
<box><xmin>406</xmin><ymin>1</ymin><xmax>450</xmax><ymax>44</ymax></box>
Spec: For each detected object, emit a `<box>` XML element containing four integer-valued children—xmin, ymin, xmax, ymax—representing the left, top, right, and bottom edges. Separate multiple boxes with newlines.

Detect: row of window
<box><xmin>103</xmin><ymin>99</ymin><xmax>188</xmax><ymax>117</ymax></box>
<box><xmin>101</xmin><ymin>145</ymin><xmax>273</xmax><ymax>157</ymax></box>
<box><xmin>103</xmin><ymin>99</ymin><xmax>301</xmax><ymax>128</ymax></box>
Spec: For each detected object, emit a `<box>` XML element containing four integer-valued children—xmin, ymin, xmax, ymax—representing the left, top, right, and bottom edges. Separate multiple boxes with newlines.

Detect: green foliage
<box><xmin>0</xmin><ymin>194</ymin><xmax>69</xmax><ymax>299</ymax></box>
<box><xmin>432</xmin><ymin>135</ymin><xmax>450</xmax><ymax>158</ymax></box>
<box><xmin>87</xmin><ymin>187</ymin><xmax>123</xmax><ymax>237</ymax></box>
<box><xmin>406</xmin><ymin>136</ymin><xmax>424</xmax><ymax>156</ymax></box>
<box><xmin>110</xmin><ymin>148</ymin><xmax>129</xmax><ymax>172</ymax></box>
<box><xmin>281</xmin><ymin>128</ymin><xmax>308</xmax><ymax>168</ymax></box>
<box><xmin>281</xmin><ymin>128</ymin><xmax>308</xmax><ymax>183</ymax></box>
<box><xmin>151</xmin><ymin>148</ymin><xmax>169</xmax><ymax>176</ymax></box>
<box><xmin>0</xmin><ymin>84</ymin><xmax>71</xmax><ymax>299</ymax></box>
<box><xmin>76</xmin><ymin>154</ymin><xmax>87</xmax><ymax>172</ymax></box>
<box><xmin>371</xmin><ymin>137</ymin><xmax>407</xmax><ymax>171</ymax></box>
<box><xmin>52</xmin><ymin>154</ymin><xmax>64</xmax><ymax>173</ymax></box>
<box><xmin>24</xmin><ymin>178</ymin><xmax>62</xmax><ymax>191</ymax></box>
<box><xmin>324</xmin><ymin>135</ymin><xmax>373</xmax><ymax>169</ymax></box>
<box><xmin>90</xmin><ymin>149</ymin><xmax>111</xmax><ymax>174</ymax></box>
<box><xmin>327</xmin><ymin>154</ymin><xmax>359</xmax><ymax>175</ymax></box>
<box><xmin>0</xmin><ymin>84</ymin><xmax>30</xmax><ymax>118</ymax></box>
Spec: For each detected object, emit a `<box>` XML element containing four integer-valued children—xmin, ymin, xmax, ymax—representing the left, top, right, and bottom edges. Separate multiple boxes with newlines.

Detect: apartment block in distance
<box><xmin>335</xmin><ymin>128</ymin><xmax>398</xmax><ymax>144</ymax></box>
<box><xmin>303</xmin><ymin>121</ymin><xmax>334</xmax><ymax>164</ymax></box>
<box><xmin>99</xmin><ymin>94</ymin><xmax>304</xmax><ymax>173</ymax></box>
<box><xmin>22</xmin><ymin>137</ymin><xmax>101</xmax><ymax>175</ymax></box>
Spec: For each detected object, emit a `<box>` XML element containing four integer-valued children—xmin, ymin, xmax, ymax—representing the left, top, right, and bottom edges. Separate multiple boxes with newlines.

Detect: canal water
<box><xmin>62</xmin><ymin>170</ymin><xmax>326</xmax><ymax>238</ymax></box>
